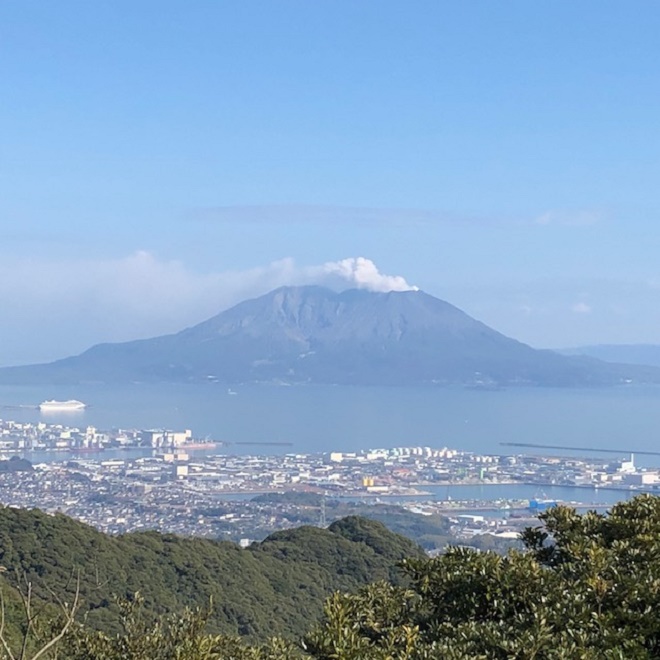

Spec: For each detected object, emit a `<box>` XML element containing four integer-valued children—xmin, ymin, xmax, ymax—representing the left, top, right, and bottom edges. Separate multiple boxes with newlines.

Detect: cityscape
<box><xmin>0</xmin><ymin>415</ymin><xmax>656</xmax><ymax>549</ymax></box>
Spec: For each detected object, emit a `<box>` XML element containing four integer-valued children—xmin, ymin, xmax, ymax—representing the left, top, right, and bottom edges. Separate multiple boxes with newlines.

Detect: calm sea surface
<box><xmin>223</xmin><ymin>484</ymin><xmax>641</xmax><ymax>510</ymax></box>
<box><xmin>1</xmin><ymin>383</ymin><xmax>659</xmax><ymax>466</ymax></box>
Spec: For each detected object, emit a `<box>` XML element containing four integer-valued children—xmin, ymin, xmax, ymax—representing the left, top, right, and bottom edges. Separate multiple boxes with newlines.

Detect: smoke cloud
<box><xmin>318</xmin><ymin>257</ymin><xmax>419</xmax><ymax>293</ymax></box>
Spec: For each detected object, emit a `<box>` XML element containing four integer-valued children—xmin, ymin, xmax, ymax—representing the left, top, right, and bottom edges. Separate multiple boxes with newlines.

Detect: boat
<box><xmin>39</xmin><ymin>399</ymin><xmax>86</xmax><ymax>412</ymax></box>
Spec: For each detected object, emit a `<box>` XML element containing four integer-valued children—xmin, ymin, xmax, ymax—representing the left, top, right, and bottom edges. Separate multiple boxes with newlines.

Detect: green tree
<box><xmin>6</xmin><ymin>498</ymin><xmax>660</xmax><ymax>658</ymax></box>
<box><xmin>50</xmin><ymin>594</ymin><xmax>304</xmax><ymax>660</ymax></box>
<box><xmin>304</xmin><ymin>495</ymin><xmax>660</xmax><ymax>658</ymax></box>
<box><xmin>0</xmin><ymin>507</ymin><xmax>419</xmax><ymax>642</ymax></box>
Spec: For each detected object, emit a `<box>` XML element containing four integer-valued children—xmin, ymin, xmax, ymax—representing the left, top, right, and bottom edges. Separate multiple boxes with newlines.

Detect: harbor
<box><xmin>0</xmin><ymin>410</ymin><xmax>653</xmax><ymax>549</ymax></box>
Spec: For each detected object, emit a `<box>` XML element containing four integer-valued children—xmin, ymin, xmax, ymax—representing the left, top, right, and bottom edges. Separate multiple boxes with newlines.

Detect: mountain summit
<box><xmin>1</xmin><ymin>286</ymin><xmax>657</xmax><ymax>386</ymax></box>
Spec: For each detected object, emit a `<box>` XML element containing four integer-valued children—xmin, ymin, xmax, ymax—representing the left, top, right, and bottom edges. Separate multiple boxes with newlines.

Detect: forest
<box><xmin>0</xmin><ymin>495</ymin><xmax>659</xmax><ymax>658</ymax></box>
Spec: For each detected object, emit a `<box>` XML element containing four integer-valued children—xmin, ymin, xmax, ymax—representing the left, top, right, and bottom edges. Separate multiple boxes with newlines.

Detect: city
<box><xmin>0</xmin><ymin>415</ymin><xmax>656</xmax><ymax>550</ymax></box>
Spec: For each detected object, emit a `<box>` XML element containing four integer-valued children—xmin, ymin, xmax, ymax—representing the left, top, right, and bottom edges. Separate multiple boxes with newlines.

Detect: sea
<box><xmin>1</xmin><ymin>382</ymin><xmax>659</xmax><ymax>507</ymax></box>
<box><xmin>1</xmin><ymin>382</ymin><xmax>659</xmax><ymax>465</ymax></box>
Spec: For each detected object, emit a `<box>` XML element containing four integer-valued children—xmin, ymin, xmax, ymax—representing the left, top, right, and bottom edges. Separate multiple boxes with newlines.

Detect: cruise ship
<box><xmin>39</xmin><ymin>399</ymin><xmax>86</xmax><ymax>412</ymax></box>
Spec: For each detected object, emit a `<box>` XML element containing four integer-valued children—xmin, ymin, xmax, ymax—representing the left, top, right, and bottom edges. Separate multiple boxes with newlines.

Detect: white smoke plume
<box><xmin>0</xmin><ymin>253</ymin><xmax>417</xmax><ymax>365</ymax></box>
<box><xmin>318</xmin><ymin>257</ymin><xmax>419</xmax><ymax>293</ymax></box>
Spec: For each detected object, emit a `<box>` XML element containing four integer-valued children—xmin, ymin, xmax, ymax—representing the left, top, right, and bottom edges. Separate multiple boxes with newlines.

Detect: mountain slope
<box><xmin>560</xmin><ymin>344</ymin><xmax>660</xmax><ymax>368</ymax></box>
<box><xmin>0</xmin><ymin>506</ymin><xmax>423</xmax><ymax>640</ymax></box>
<box><xmin>1</xmin><ymin>286</ymin><xmax>658</xmax><ymax>386</ymax></box>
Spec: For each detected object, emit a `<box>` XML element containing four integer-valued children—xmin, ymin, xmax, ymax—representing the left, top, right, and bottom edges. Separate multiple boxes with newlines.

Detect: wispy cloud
<box><xmin>443</xmin><ymin>277</ymin><xmax>660</xmax><ymax>349</ymax></box>
<box><xmin>533</xmin><ymin>209</ymin><xmax>603</xmax><ymax>227</ymax></box>
<box><xmin>188</xmin><ymin>204</ymin><xmax>489</xmax><ymax>228</ymax></box>
<box><xmin>191</xmin><ymin>203</ymin><xmax>609</xmax><ymax>232</ymax></box>
<box><xmin>571</xmin><ymin>302</ymin><xmax>593</xmax><ymax>314</ymax></box>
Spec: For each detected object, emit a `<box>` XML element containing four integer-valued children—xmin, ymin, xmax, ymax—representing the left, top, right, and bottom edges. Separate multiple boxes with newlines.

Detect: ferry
<box><xmin>39</xmin><ymin>399</ymin><xmax>86</xmax><ymax>412</ymax></box>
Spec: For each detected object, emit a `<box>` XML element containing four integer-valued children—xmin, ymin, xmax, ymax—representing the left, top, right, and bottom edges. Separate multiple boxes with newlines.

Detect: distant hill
<box><xmin>560</xmin><ymin>344</ymin><xmax>660</xmax><ymax>368</ymax></box>
<box><xmin>1</xmin><ymin>285</ymin><xmax>659</xmax><ymax>386</ymax></box>
<box><xmin>0</xmin><ymin>506</ymin><xmax>424</xmax><ymax>640</ymax></box>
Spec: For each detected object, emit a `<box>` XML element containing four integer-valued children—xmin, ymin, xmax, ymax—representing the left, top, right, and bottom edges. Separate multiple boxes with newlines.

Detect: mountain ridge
<box><xmin>559</xmin><ymin>344</ymin><xmax>660</xmax><ymax>368</ymax></box>
<box><xmin>0</xmin><ymin>505</ymin><xmax>424</xmax><ymax>640</ymax></box>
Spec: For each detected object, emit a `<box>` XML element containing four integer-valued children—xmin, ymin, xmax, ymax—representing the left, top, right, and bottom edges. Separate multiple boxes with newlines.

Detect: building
<box><xmin>140</xmin><ymin>429</ymin><xmax>192</xmax><ymax>448</ymax></box>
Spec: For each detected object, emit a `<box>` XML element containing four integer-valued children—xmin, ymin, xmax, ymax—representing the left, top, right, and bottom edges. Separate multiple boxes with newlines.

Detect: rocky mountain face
<box><xmin>1</xmin><ymin>286</ymin><xmax>658</xmax><ymax>386</ymax></box>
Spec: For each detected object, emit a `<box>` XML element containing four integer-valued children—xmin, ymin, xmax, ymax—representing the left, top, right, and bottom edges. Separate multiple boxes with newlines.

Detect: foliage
<box><xmin>5</xmin><ymin>496</ymin><xmax>660</xmax><ymax>658</ymax></box>
<box><xmin>304</xmin><ymin>494</ymin><xmax>660</xmax><ymax>658</ymax></box>
<box><xmin>250</xmin><ymin>493</ymin><xmax>459</xmax><ymax>552</ymax></box>
<box><xmin>0</xmin><ymin>507</ymin><xmax>421</xmax><ymax>642</ymax></box>
<box><xmin>0</xmin><ymin>569</ymin><xmax>80</xmax><ymax>660</ymax></box>
<box><xmin>0</xmin><ymin>459</ymin><xmax>32</xmax><ymax>474</ymax></box>
<box><xmin>59</xmin><ymin>594</ymin><xmax>304</xmax><ymax>660</ymax></box>
<box><xmin>330</xmin><ymin>508</ymin><xmax>453</xmax><ymax>553</ymax></box>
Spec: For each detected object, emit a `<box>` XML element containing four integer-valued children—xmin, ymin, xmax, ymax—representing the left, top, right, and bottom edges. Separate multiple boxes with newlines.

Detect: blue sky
<box><xmin>1</xmin><ymin>1</ymin><xmax>660</xmax><ymax>364</ymax></box>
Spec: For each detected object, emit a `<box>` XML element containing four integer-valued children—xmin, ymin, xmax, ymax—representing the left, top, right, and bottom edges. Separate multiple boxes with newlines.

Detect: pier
<box><xmin>500</xmin><ymin>442</ymin><xmax>660</xmax><ymax>457</ymax></box>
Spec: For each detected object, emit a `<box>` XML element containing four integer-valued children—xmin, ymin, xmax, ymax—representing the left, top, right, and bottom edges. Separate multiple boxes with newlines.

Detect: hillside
<box><xmin>560</xmin><ymin>343</ymin><xmax>660</xmax><ymax>368</ymax></box>
<box><xmin>0</xmin><ymin>506</ymin><xmax>424</xmax><ymax>640</ymax></box>
<box><xmin>1</xmin><ymin>286</ymin><xmax>659</xmax><ymax>387</ymax></box>
<box><xmin>5</xmin><ymin>496</ymin><xmax>660</xmax><ymax>659</ymax></box>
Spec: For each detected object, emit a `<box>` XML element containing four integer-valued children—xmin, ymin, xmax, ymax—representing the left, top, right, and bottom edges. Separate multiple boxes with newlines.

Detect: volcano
<box><xmin>1</xmin><ymin>286</ymin><xmax>657</xmax><ymax>386</ymax></box>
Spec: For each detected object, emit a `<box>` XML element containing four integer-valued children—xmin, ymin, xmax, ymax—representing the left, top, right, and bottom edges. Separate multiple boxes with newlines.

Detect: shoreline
<box><xmin>410</xmin><ymin>480</ymin><xmax>658</xmax><ymax>496</ymax></box>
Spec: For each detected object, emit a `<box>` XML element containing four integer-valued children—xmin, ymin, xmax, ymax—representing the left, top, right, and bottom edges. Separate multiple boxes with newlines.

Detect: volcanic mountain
<box><xmin>1</xmin><ymin>286</ymin><xmax>658</xmax><ymax>386</ymax></box>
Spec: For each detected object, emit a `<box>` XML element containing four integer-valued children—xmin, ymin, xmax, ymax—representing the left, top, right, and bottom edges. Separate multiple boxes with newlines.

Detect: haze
<box><xmin>2</xmin><ymin>2</ymin><xmax>660</xmax><ymax>366</ymax></box>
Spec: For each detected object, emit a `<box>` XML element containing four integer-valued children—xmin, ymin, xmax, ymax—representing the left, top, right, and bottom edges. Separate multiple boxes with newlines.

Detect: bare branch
<box><xmin>0</xmin><ymin>588</ymin><xmax>16</xmax><ymax>660</ymax></box>
<box><xmin>18</xmin><ymin>580</ymin><xmax>33</xmax><ymax>660</ymax></box>
<box><xmin>31</xmin><ymin>572</ymin><xmax>81</xmax><ymax>660</ymax></box>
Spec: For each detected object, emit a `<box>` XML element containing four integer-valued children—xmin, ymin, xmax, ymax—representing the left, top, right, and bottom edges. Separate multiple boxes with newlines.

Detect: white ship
<box><xmin>39</xmin><ymin>399</ymin><xmax>86</xmax><ymax>412</ymax></box>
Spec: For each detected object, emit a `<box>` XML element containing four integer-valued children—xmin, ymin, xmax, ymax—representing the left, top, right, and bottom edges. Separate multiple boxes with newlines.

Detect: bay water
<box><xmin>1</xmin><ymin>383</ymin><xmax>659</xmax><ymax>507</ymax></box>
<box><xmin>0</xmin><ymin>383</ymin><xmax>658</xmax><ymax>465</ymax></box>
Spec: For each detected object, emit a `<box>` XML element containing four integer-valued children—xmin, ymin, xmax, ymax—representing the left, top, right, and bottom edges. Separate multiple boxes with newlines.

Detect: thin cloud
<box><xmin>187</xmin><ymin>204</ymin><xmax>493</xmax><ymax>228</ymax></box>
<box><xmin>533</xmin><ymin>209</ymin><xmax>603</xmax><ymax>227</ymax></box>
<box><xmin>571</xmin><ymin>302</ymin><xmax>593</xmax><ymax>314</ymax></box>
<box><xmin>190</xmin><ymin>204</ymin><xmax>608</xmax><ymax>232</ymax></box>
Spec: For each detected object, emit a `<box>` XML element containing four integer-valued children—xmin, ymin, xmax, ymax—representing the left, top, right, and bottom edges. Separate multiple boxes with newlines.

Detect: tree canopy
<box><xmin>2</xmin><ymin>495</ymin><xmax>660</xmax><ymax>658</ymax></box>
<box><xmin>0</xmin><ymin>506</ymin><xmax>422</xmax><ymax>644</ymax></box>
<box><xmin>305</xmin><ymin>494</ymin><xmax>660</xmax><ymax>658</ymax></box>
